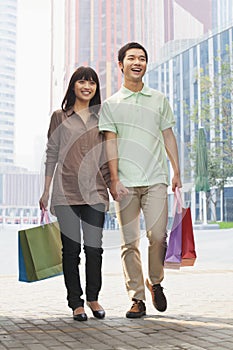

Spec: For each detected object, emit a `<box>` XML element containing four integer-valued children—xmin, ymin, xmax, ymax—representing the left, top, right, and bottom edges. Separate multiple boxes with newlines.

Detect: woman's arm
<box><xmin>39</xmin><ymin>111</ymin><xmax>60</xmax><ymax>210</ymax></box>
<box><xmin>39</xmin><ymin>176</ymin><xmax>53</xmax><ymax>210</ymax></box>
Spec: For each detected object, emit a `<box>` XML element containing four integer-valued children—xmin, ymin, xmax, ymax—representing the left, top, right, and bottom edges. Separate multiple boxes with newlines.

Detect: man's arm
<box><xmin>162</xmin><ymin>128</ymin><xmax>182</xmax><ymax>191</ymax></box>
<box><xmin>104</xmin><ymin>131</ymin><xmax>129</xmax><ymax>201</ymax></box>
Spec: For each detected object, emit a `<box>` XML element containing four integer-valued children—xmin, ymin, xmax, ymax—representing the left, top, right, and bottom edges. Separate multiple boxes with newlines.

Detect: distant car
<box><xmin>31</xmin><ymin>217</ymin><xmax>38</xmax><ymax>224</ymax></box>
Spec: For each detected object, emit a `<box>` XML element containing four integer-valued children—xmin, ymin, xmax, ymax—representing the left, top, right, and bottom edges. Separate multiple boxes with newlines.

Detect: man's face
<box><xmin>119</xmin><ymin>48</ymin><xmax>147</xmax><ymax>82</ymax></box>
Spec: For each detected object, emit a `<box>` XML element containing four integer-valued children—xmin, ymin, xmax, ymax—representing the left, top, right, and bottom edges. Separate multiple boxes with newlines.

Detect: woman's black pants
<box><xmin>54</xmin><ymin>204</ymin><xmax>105</xmax><ymax>311</ymax></box>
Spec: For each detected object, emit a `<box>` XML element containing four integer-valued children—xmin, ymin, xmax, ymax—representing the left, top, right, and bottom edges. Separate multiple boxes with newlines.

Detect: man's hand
<box><xmin>172</xmin><ymin>174</ymin><xmax>182</xmax><ymax>192</ymax></box>
<box><xmin>110</xmin><ymin>180</ymin><xmax>129</xmax><ymax>201</ymax></box>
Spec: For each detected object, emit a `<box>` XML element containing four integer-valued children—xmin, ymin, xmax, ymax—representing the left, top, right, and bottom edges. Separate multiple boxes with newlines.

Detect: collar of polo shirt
<box><xmin>120</xmin><ymin>84</ymin><xmax>152</xmax><ymax>99</ymax></box>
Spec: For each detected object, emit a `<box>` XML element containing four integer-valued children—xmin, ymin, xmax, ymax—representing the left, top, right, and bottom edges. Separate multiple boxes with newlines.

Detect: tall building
<box><xmin>0</xmin><ymin>0</ymin><xmax>17</xmax><ymax>167</ymax></box>
<box><xmin>50</xmin><ymin>0</ymin><xmax>163</xmax><ymax>108</ymax></box>
<box><xmin>149</xmin><ymin>24</ymin><xmax>233</xmax><ymax>222</ymax></box>
<box><xmin>174</xmin><ymin>0</ymin><xmax>212</xmax><ymax>34</ymax></box>
<box><xmin>50</xmin><ymin>0</ymin><xmax>210</xmax><ymax>111</ymax></box>
<box><xmin>212</xmin><ymin>0</ymin><xmax>233</xmax><ymax>31</ymax></box>
<box><xmin>0</xmin><ymin>1</ymin><xmax>43</xmax><ymax>223</ymax></box>
<box><xmin>0</xmin><ymin>172</ymin><xmax>41</xmax><ymax>224</ymax></box>
<box><xmin>49</xmin><ymin>1</ymin><xmax>233</xmax><ymax>223</ymax></box>
<box><xmin>160</xmin><ymin>0</ymin><xmax>211</xmax><ymax>62</ymax></box>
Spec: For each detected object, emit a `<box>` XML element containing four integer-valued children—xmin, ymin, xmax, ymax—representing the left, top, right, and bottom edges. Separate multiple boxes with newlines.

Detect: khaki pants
<box><xmin>115</xmin><ymin>184</ymin><xmax>168</xmax><ymax>301</ymax></box>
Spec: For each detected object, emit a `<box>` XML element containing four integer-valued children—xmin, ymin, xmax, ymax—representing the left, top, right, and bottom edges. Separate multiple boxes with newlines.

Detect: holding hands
<box><xmin>110</xmin><ymin>180</ymin><xmax>129</xmax><ymax>202</ymax></box>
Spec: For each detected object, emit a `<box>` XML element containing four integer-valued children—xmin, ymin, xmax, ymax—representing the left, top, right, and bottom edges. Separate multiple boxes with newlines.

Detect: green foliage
<box><xmin>210</xmin><ymin>221</ymin><xmax>233</xmax><ymax>229</ymax></box>
<box><xmin>190</xmin><ymin>46</ymin><xmax>233</xmax><ymax>192</ymax></box>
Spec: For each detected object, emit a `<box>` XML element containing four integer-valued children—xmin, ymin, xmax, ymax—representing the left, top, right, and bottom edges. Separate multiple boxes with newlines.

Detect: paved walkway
<box><xmin>1</xmin><ymin>229</ymin><xmax>233</xmax><ymax>349</ymax></box>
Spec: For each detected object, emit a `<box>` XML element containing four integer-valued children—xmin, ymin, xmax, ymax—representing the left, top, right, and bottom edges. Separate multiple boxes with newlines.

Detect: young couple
<box><xmin>39</xmin><ymin>42</ymin><xmax>182</xmax><ymax>321</ymax></box>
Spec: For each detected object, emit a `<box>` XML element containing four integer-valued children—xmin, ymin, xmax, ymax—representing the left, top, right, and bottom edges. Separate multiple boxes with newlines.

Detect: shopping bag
<box><xmin>164</xmin><ymin>188</ymin><xmax>182</xmax><ymax>269</ymax></box>
<box><xmin>18</xmin><ymin>235</ymin><xmax>28</xmax><ymax>281</ymax></box>
<box><xmin>18</xmin><ymin>211</ymin><xmax>63</xmax><ymax>282</ymax></box>
<box><xmin>181</xmin><ymin>207</ymin><xmax>197</xmax><ymax>266</ymax></box>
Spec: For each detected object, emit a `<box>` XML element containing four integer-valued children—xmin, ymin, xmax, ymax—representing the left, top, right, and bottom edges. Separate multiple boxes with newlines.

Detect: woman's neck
<box><xmin>73</xmin><ymin>100</ymin><xmax>90</xmax><ymax>113</ymax></box>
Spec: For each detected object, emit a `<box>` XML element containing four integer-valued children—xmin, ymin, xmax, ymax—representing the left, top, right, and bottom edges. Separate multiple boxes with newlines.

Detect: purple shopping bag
<box><xmin>164</xmin><ymin>188</ymin><xmax>182</xmax><ymax>269</ymax></box>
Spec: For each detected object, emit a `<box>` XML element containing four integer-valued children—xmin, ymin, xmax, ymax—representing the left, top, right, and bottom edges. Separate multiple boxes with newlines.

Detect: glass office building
<box><xmin>50</xmin><ymin>0</ymin><xmax>205</xmax><ymax>112</ymax></box>
<box><xmin>49</xmin><ymin>0</ymin><xmax>233</xmax><ymax>223</ymax></box>
<box><xmin>148</xmin><ymin>25</ymin><xmax>233</xmax><ymax>222</ymax></box>
<box><xmin>0</xmin><ymin>0</ymin><xmax>17</xmax><ymax>167</ymax></box>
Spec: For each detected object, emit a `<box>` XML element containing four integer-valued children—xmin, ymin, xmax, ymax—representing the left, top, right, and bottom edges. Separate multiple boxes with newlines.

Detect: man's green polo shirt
<box><xmin>99</xmin><ymin>85</ymin><xmax>175</xmax><ymax>187</ymax></box>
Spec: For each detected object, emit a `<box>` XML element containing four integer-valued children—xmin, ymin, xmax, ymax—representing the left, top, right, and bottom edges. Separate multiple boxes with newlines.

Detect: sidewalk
<box><xmin>1</xmin><ymin>229</ymin><xmax>233</xmax><ymax>349</ymax></box>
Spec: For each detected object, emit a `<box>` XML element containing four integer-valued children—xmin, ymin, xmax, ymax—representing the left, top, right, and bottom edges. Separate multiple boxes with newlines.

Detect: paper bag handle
<box><xmin>173</xmin><ymin>187</ymin><xmax>183</xmax><ymax>215</ymax></box>
<box><xmin>40</xmin><ymin>209</ymin><xmax>50</xmax><ymax>225</ymax></box>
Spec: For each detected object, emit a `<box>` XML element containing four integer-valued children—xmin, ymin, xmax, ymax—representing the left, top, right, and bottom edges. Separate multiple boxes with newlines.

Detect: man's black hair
<box><xmin>118</xmin><ymin>42</ymin><xmax>148</xmax><ymax>64</ymax></box>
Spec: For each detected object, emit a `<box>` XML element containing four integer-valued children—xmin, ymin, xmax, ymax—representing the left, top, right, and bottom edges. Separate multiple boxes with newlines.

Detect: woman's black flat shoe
<box><xmin>91</xmin><ymin>309</ymin><xmax>105</xmax><ymax>319</ymax></box>
<box><xmin>87</xmin><ymin>301</ymin><xmax>105</xmax><ymax>319</ymax></box>
<box><xmin>73</xmin><ymin>313</ymin><xmax>88</xmax><ymax>321</ymax></box>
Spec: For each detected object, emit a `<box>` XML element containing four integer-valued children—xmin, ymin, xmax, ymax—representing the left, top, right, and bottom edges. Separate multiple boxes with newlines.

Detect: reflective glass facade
<box><xmin>0</xmin><ymin>0</ymin><xmax>17</xmax><ymax>166</ymax></box>
<box><xmin>148</xmin><ymin>25</ymin><xmax>233</xmax><ymax>221</ymax></box>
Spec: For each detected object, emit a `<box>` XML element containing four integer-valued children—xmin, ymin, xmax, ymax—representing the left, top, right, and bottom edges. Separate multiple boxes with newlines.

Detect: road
<box><xmin>1</xmin><ymin>224</ymin><xmax>233</xmax><ymax>276</ymax></box>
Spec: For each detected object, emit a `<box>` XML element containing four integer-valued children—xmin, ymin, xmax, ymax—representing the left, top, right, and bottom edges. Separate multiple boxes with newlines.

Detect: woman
<box><xmin>39</xmin><ymin>66</ymin><xmax>110</xmax><ymax>321</ymax></box>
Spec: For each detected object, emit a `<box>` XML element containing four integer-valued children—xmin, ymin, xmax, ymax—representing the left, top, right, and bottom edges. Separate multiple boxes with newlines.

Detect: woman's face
<box><xmin>74</xmin><ymin>78</ymin><xmax>97</xmax><ymax>103</ymax></box>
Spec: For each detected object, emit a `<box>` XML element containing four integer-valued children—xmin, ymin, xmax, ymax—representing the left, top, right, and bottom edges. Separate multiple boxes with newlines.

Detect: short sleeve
<box><xmin>160</xmin><ymin>96</ymin><xmax>175</xmax><ymax>131</ymax></box>
<box><xmin>98</xmin><ymin>101</ymin><xmax>118</xmax><ymax>134</ymax></box>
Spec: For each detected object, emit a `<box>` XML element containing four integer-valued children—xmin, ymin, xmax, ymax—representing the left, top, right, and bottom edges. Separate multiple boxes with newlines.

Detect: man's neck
<box><xmin>123</xmin><ymin>80</ymin><xmax>144</xmax><ymax>92</ymax></box>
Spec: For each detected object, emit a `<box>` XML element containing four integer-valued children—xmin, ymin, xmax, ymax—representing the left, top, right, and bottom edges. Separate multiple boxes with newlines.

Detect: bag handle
<box><xmin>173</xmin><ymin>187</ymin><xmax>183</xmax><ymax>215</ymax></box>
<box><xmin>40</xmin><ymin>209</ymin><xmax>50</xmax><ymax>225</ymax></box>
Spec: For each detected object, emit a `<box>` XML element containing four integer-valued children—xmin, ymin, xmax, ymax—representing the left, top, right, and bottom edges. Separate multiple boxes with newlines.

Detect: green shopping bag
<box><xmin>18</xmin><ymin>214</ymin><xmax>63</xmax><ymax>282</ymax></box>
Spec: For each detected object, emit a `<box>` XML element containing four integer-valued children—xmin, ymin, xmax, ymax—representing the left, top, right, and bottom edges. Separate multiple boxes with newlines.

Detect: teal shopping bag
<box><xmin>18</xmin><ymin>218</ymin><xmax>63</xmax><ymax>282</ymax></box>
<box><xmin>18</xmin><ymin>234</ymin><xmax>29</xmax><ymax>282</ymax></box>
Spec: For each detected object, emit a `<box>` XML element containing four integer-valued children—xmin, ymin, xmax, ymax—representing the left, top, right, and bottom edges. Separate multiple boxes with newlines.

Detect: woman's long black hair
<box><xmin>61</xmin><ymin>66</ymin><xmax>101</xmax><ymax>114</ymax></box>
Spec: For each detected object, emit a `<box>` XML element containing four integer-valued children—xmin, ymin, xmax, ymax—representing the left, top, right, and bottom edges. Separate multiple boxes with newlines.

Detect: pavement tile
<box><xmin>47</xmin><ymin>347</ymin><xmax>71</xmax><ymax>350</ymax></box>
<box><xmin>218</xmin><ymin>343</ymin><xmax>233</xmax><ymax>350</ymax></box>
<box><xmin>1</xmin><ymin>229</ymin><xmax>233</xmax><ymax>349</ymax></box>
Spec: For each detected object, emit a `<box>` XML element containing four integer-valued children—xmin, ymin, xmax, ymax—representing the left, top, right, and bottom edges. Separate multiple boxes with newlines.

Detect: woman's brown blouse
<box><xmin>45</xmin><ymin>109</ymin><xmax>110</xmax><ymax>213</ymax></box>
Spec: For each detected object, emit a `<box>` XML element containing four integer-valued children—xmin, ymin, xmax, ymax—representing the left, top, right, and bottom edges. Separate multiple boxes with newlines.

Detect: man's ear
<box><xmin>118</xmin><ymin>61</ymin><xmax>124</xmax><ymax>73</ymax></box>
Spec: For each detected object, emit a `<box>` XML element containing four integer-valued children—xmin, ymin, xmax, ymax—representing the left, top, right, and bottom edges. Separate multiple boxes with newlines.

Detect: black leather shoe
<box><xmin>73</xmin><ymin>307</ymin><xmax>88</xmax><ymax>322</ymax></box>
<box><xmin>87</xmin><ymin>301</ymin><xmax>105</xmax><ymax>319</ymax></box>
<box><xmin>73</xmin><ymin>312</ymin><xmax>88</xmax><ymax>321</ymax></box>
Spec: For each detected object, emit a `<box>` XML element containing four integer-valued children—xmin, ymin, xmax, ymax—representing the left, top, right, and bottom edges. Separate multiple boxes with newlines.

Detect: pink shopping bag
<box><xmin>164</xmin><ymin>188</ymin><xmax>182</xmax><ymax>269</ymax></box>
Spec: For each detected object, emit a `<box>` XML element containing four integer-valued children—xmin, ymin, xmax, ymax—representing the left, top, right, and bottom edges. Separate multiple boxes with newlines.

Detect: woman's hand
<box><xmin>39</xmin><ymin>191</ymin><xmax>50</xmax><ymax>210</ymax></box>
<box><xmin>110</xmin><ymin>180</ymin><xmax>129</xmax><ymax>202</ymax></box>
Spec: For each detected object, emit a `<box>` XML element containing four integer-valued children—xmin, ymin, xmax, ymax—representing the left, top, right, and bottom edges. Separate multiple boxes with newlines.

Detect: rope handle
<box><xmin>173</xmin><ymin>187</ymin><xmax>183</xmax><ymax>215</ymax></box>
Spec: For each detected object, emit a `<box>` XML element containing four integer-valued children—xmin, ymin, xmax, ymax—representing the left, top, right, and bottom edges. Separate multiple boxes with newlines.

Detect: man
<box><xmin>99</xmin><ymin>42</ymin><xmax>182</xmax><ymax>318</ymax></box>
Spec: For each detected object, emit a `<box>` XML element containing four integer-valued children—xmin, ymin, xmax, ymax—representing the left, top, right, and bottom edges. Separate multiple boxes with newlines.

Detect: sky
<box><xmin>15</xmin><ymin>0</ymin><xmax>51</xmax><ymax>171</ymax></box>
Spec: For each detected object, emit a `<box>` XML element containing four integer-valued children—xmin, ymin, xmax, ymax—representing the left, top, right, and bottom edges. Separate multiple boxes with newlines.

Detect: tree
<box><xmin>190</xmin><ymin>48</ymin><xmax>233</xmax><ymax>221</ymax></box>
